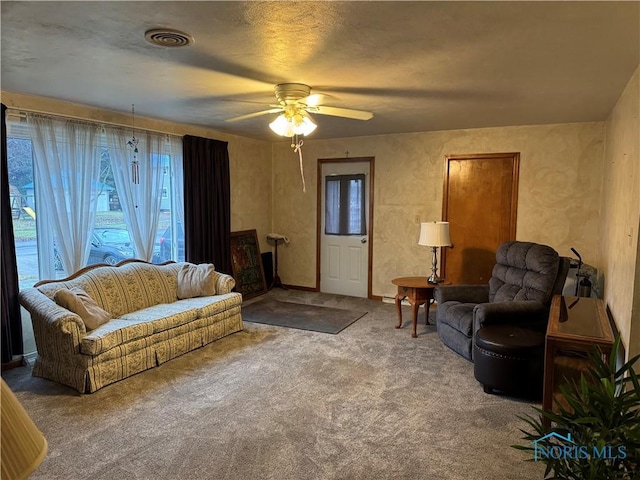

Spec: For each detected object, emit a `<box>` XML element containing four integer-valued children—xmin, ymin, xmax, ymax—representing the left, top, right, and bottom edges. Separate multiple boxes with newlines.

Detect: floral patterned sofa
<box><xmin>19</xmin><ymin>260</ymin><xmax>243</xmax><ymax>393</ymax></box>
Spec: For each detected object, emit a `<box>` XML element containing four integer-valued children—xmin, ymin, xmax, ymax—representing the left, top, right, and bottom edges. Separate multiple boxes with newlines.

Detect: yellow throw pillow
<box><xmin>54</xmin><ymin>287</ymin><xmax>112</xmax><ymax>331</ymax></box>
<box><xmin>177</xmin><ymin>263</ymin><xmax>216</xmax><ymax>299</ymax></box>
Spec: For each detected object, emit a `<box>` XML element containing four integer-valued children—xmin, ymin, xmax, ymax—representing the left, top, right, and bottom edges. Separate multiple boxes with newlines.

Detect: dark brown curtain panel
<box><xmin>1</xmin><ymin>103</ymin><xmax>23</xmax><ymax>363</ymax></box>
<box><xmin>182</xmin><ymin>135</ymin><xmax>232</xmax><ymax>274</ymax></box>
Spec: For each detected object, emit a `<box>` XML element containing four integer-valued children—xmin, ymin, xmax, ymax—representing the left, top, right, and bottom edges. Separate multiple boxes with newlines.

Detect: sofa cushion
<box><xmin>177</xmin><ymin>263</ymin><xmax>216</xmax><ymax>299</ymax></box>
<box><xmin>54</xmin><ymin>287</ymin><xmax>112</xmax><ymax>331</ymax></box>
<box><xmin>81</xmin><ymin>318</ymin><xmax>156</xmax><ymax>356</ymax></box>
<box><xmin>175</xmin><ymin>292</ymin><xmax>242</xmax><ymax>318</ymax></box>
<box><xmin>119</xmin><ymin>303</ymin><xmax>199</xmax><ymax>334</ymax></box>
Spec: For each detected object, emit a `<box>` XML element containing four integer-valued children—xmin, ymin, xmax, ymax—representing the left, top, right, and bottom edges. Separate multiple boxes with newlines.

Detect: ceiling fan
<box><xmin>225</xmin><ymin>83</ymin><xmax>373</xmax><ymax>137</ymax></box>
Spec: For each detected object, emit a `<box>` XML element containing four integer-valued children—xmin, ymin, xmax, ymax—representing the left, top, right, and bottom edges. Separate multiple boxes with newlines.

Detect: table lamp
<box><xmin>1</xmin><ymin>378</ymin><xmax>47</xmax><ymax>480</ymax></box>
<box><xmin>418</xmin><ymin>221</ymin><xmax>451</xmax><ymax>284</ymax></box>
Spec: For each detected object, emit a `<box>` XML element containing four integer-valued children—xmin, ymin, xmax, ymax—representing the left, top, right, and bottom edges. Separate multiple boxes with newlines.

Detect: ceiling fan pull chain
<box><xmin>292</xmin><ymin>136</ymin><xmax>306</xmax><ymax>193</ymax></box>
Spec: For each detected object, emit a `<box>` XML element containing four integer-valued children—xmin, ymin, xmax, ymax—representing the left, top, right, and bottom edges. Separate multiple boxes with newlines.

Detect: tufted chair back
<box><xmin>434</xmin><ymin>240</ymin><xmax>570</xmax><ymax>362</ymax></box>
<box><xmin>488</xmin><ymin>241</ymin><xmax>561</xmax><ymax>305</ymax></box>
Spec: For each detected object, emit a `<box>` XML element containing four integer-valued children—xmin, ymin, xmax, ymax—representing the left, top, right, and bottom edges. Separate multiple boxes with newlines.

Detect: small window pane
<box><xmin>325</xmin><ymin>174</ymin><xmax>366</xmax><ymax>236</ymax></box>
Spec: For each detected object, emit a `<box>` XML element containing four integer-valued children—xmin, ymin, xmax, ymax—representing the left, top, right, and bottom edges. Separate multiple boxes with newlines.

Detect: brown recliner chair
<box><xmin>433</xmin><ymin>241</ymin><xmax>570</xmax><ymax>361</ymax></box>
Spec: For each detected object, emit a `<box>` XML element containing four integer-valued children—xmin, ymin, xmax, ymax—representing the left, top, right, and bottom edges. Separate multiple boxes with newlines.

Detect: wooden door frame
<box><xmin>441</xmin><ymin>152</ymin><xmax>519</xmax><ymax>279</ymax></box>
<box><xmin>316</xmin><ymin>157</ymin><xmax>375</xmax><ymax>299</ymax></box>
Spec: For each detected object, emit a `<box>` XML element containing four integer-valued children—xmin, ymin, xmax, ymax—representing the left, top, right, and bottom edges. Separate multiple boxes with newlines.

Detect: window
<box><xmin>325</xmin><ymin>174</ymin><xmax>366</xmax><ymax>235</ymax></box>
<box><xmin>6</xmin><ymin>113</ymin><xmax>184</xmax><ymax>287</ymax></box>
<box><xmin>6</xmin><ymin>127</ymin><xmax>38</xmax><ymax>289</ymax></box>
<box><xmin>94</xmin><ymin>147</ymin><xmax>180</xmax><ymax>265</ymax></box>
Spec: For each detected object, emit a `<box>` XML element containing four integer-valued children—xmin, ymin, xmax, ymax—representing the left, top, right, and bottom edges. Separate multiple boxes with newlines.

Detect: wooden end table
<box><xmin>542</xmin><ymin>295</ymin><xmax>613</xmax><ymax>427</ymax></box>
<box><xmin>391</xmin><ymin>277</ymin><xmax>446</xmax><ymax>338</ymax></box>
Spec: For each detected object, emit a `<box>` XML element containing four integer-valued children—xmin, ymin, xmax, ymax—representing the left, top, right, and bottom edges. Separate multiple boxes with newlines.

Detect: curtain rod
<box><xmin>5</xmin><ymin>107</ymin><xmax>179</xmax><ymax>138</ymax></box>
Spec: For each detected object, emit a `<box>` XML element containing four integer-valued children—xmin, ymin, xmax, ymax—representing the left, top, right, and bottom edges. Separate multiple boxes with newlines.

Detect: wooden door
<box><xmin>441</xmin><ymin>153</ymin><xmax>519</xmax><ymax>285</ymax></box>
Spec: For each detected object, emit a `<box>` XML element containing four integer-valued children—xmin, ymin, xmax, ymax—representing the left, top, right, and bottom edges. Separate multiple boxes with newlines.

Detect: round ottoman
<box><xmin>473</xmin><ymin>325</ymin><xmax>545</xmax><ymax>398</ymax></box>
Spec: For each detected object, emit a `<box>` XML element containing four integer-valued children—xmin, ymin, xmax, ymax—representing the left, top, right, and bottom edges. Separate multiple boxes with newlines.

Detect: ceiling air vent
<box><xmin>144</xmin><ymin>28</ymin><xmax>194</xmax><ymax>47</ymax></box>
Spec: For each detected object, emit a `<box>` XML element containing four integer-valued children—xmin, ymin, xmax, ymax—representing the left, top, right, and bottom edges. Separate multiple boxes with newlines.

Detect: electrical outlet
<box><xmin>414</xmin><ymin>215</ymin><xmax>421</xmax><ymax>224</ymax></box>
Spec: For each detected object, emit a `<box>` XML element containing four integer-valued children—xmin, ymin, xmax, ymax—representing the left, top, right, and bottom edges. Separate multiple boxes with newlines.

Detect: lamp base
<box><xmin>428</xmin><ymin>246</ymin><xmax>442</xmax><ymax>284</ymax></box>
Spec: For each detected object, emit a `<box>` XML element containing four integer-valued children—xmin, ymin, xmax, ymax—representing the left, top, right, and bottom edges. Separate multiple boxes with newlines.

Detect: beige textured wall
<box><xmin>599</xmin><ymin>66</ymin><xmax>640</xmax><ymax>360</ymax></box>
<box><xmin>272</xmin><ymin>122</ymin><xmax>605</xmax><ymax>298</ymax></box>
<box><xmin>228</xmin><ymin>141</ymin><xmax>272</xmax><ymax>252</ymax></box>
<box><xmin>1</xmin><ymin>91</ymin><xmax>273</xmax><ymax>252</ymax></box>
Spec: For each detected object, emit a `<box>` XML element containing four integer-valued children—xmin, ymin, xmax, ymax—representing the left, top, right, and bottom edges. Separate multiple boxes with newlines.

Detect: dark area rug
<box><xmin>242</xmin><ymin>297</ymin><xmax>367</xmax><ymax>334</ymax></box>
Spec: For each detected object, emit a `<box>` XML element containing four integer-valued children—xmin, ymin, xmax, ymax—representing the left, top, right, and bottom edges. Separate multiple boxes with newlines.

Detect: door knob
<box><xmin>361</xmin><ymin>238</ymin><xmax>367</xmax><ymax>244</ymax></box>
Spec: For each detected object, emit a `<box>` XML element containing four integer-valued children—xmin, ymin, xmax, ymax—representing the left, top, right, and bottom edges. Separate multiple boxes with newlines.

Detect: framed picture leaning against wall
<box><xmin>230</xmin><ymin>229</ymin><xmax>267</xmax><ymax>299</ymax></box>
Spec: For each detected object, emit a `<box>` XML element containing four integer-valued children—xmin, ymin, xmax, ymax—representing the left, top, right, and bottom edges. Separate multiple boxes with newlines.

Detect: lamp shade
<box><xmin>418</xmin><ymin>221</ymin><xmax>451</xmax><ymax>247</ymax></box>
<box><xmin>1</xmin><ymin>379</ymin><xmax>47</xmax><ymax>480</ymax></box>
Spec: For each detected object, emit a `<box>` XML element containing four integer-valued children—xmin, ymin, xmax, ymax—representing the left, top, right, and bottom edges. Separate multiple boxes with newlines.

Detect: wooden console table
<box><xmin>542</xmin><ymin>295</ymin><xmax>614</xmax><ymax>424</ymax></box>
<box><xmin>391</xmin><ymin>277</ymin><xmax>446</xmax><ymax>338</ymax></box>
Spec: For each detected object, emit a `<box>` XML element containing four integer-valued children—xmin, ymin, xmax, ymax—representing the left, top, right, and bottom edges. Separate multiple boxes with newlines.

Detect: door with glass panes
<box><xmin>319</xmin><ymin>160</ymin><xmax>370</xmax><ymax>298</ymax></box>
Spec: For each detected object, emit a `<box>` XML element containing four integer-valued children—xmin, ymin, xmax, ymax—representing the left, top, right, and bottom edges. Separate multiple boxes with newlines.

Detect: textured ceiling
<box><xmin>1</xmin><ymin>1</ymin><xmax>639</xmax><ymax>141</ymax></box>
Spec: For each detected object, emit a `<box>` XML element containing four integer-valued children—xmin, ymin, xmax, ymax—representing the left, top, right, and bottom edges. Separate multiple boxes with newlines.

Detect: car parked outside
<box><xmin>157</xmin><ymin>224</ymin><xmax>185</xmax><ymax>263</ymax></box>
<box><xmin>54</xmin><ymin>228</ymin><xmax>135</xmax><ymax>270</ymax></box>
<box><xmin>90</xmin><ymin>228</ymin><xmax>135</xmax><ymax>265</ymax></box>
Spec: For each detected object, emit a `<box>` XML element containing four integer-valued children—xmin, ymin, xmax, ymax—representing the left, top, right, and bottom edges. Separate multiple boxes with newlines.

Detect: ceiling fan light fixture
<box><xmin>269</xmin><ymin>112</ymin><xmax>316</xmax><ymax>137</ymax></box>
<box><xmin>269</xmin><ymin>114</ymin><xmax>293</xmax><ymax>137</ymax></box>
<box><xmin>296</xmin><ymin>114</ymin><xmax>317</xmax><ymax>136</ymax></box>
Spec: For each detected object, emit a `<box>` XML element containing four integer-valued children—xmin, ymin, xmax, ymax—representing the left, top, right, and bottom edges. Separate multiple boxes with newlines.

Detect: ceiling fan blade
<box><xmin>299</xmin><ymin>93</ymin><xmax>336</xmax><ymax>107</ymax></box>
<box><xmin>317</xmin><ymin>86</ymin><xmax>495</xmax><ymax>101</ymax></box>
<box><xmin>310</xmin><ymin>105</ymin><xmax>373</xmax><ymax>121</ymax></box>
<box><xmin>226</xmin><ymin>108</ymin><xmax>283</xmax><ymax>122</ymax></box>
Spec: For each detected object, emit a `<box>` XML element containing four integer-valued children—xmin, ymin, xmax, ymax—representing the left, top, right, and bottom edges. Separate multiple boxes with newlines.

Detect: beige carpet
<box><xmin>3</xmin><ymin>290</ymin><xmax>544</xmax><ymax>480</ymax></box>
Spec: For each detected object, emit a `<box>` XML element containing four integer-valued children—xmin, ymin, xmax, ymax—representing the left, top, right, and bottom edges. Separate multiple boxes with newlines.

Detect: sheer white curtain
<box><xmin>28</xmin><ymin>114</ymin><xmax>102</xmax><ymax>277</ymax></box>
<box><xmin>325</xmin><ymin>178</ymin><xmax>341</xmax><ymax>234</ymax></box>
<box><xmin>105</xmin><ymin>128</ymin><xmax>177</xmax><ymax>261</ymax></box>
<box><xmin>324</xmin><ymin>174</ymin><xmax>366</xmax><ymax>235</ymax></box>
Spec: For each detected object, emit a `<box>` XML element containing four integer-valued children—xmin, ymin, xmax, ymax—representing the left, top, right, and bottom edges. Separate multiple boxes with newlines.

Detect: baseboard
<box><xmin>24</xmin><ymin>351</ymin><xmax>38</xmax><ymax>367</ymax></box>
<box><xmin>1</xmin><ymin>355</ymin><xmax>24</xmax><ymax>372</ymax></box>
<box><xmin>282</xmin><ymin>284</ymin><xmax>319</xmax><ymax>292</ymax></box>
<box><xmin>280</xmin><ymin>286</ymin><xmax>382</xmax><ymax>301</ymax></box>
<box><xmin>382</xmin><ymin>296</ymin><xmax>440</xmax><ymax>308</ymax></box>
<box><xmin>383</xmin><ymin>296</ymin><xmax>407</xmax><ymax>305</ymax></box>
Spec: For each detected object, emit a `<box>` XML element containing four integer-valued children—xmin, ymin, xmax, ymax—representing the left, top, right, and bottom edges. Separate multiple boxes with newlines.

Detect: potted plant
<box><xmin>513</xmin><ymin>336</ymin><xmax>640</xmax><ymax>479</ymax></box>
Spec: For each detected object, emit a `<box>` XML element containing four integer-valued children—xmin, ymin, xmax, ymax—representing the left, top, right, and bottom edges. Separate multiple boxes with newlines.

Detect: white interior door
<box><xmin>320</xmin><ymin>161</ymin><xmax>370</xmax><ymax>297</ymax></box>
